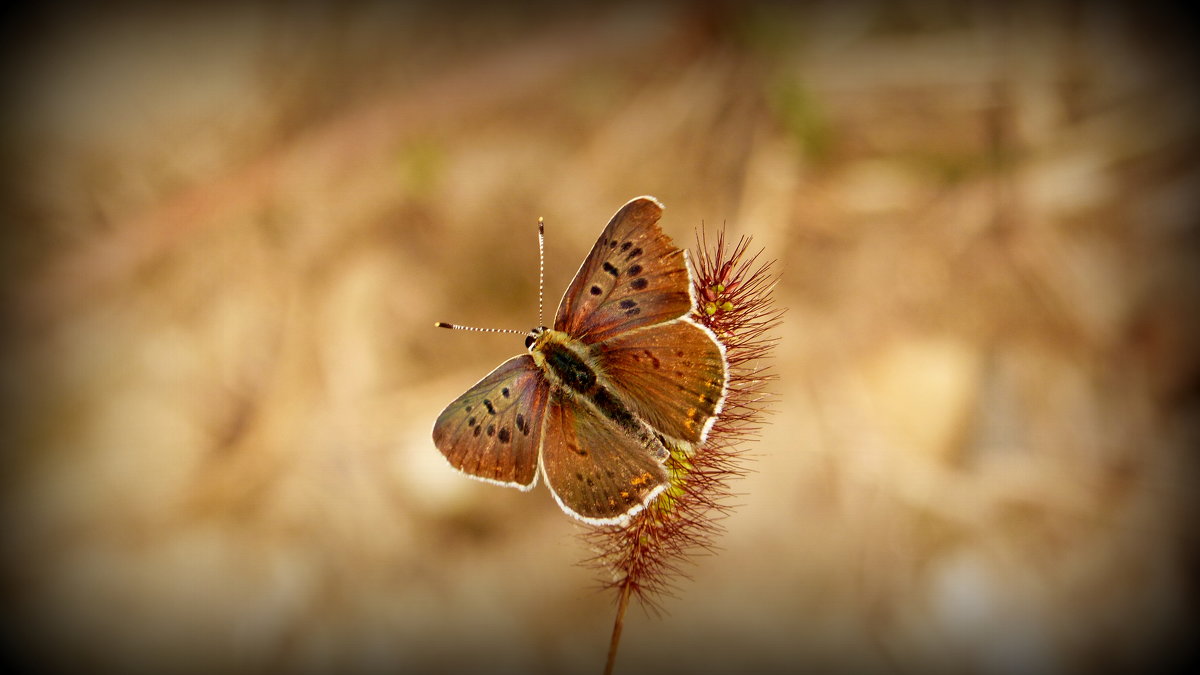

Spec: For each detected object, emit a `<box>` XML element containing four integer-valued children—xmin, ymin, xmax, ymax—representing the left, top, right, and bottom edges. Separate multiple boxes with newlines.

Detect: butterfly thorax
<box><xmin>528</xmin><ymin>329</ymin><xmax>597</xmax><ymax>391</ymax></box>
<box><xmin>528</xmin><ymin>329</ymin><xmax>670</xmax><ymax>462</ymax></box>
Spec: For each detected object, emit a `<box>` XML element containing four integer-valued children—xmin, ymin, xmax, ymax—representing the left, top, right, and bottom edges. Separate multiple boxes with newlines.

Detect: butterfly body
<box><xmin>433</xmin><ymin>197</ymin><xmax>728</xmax><ymax>525</ymax></box>
<box><xmin>528</xmin><ymin>328</ymin><xmax>672</xmax><ymax>463</ymax></box>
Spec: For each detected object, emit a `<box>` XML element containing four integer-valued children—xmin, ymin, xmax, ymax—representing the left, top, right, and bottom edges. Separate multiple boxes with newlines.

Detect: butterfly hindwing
<box><xmin>540</xmin><ymin>388</ymin><xmax>669</xmax><ymax>524</ymax></box>
<box><xmin>554</xmin><ymin>196</ymin><xmax>693</xmax><ymax>345</ymax></box>
<box><xmin>433</xmin><ymin>355</ymin><xmax>550</xmax><ymax>490</ymax></box>
<box><xmin>592</xmin><ymin>318</ymin><xmax>727</xmax><ymax>446</ymax></box>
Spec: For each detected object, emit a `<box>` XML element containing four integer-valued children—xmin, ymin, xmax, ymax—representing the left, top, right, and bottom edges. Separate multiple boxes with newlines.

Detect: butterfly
<box><xmin>432</xmin><ymin>196</ymin><xmax>728</xmax><ymax>525</ymax></box>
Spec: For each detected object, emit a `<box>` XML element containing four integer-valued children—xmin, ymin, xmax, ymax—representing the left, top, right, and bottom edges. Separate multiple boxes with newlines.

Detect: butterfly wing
<box><xmin>539</xmin><ymin>388</ymin><xmax>669</xmax><ymax>524</ymax></box>
<box><xmin>592</xmin><ymin>318</ymin><xmax>727</xmax><ymax>447</ymax></box>
<box><xmin>433</xmin><ymin>355</ymin><xmax>550</xmax><ymax>490</ymax></box>
<box><xmin>554</xmin><ymin>196</ymin><xmax>693</xmax><ymax>345</ymax></box>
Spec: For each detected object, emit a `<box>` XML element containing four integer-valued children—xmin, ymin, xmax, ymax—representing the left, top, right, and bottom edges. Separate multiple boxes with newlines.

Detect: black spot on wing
<box><xmin>619</xmin><ymin>299</ymin><xmax>636</xmax><ymax>309</ymax></box>
<box><xmin>590</xmin><ymin>285</ymin><xmax>602</xmax><ymax>295</ymax></box>
<box><xmin>498</xmin><ymin>427</ymin><xmax>511</xmax><ymax>443</ymax></box>
<box><xmin>628</xmin><ymin>264</ymin><xmax>642</xmax><ymax>276</ymax></box>
<box><xmin>626</xmin><ymin>247</ymin><xmax>642</xmax><ymax>260</ymax></box>
<box><xmin>602</xmin><ymin>261</ymin><xmax>619</xmax><ymax>277</ymax></box>
<box><xmin>630</xmin><ymin>278</ymin><xmax>648</xmax><ymax>290</ymax></box>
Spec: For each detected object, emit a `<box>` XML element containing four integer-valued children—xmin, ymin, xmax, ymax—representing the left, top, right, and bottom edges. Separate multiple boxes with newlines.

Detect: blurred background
<box><xmin>1</xmin><ymin>1</ymin><xmax>1197</xmax><ymax>673</ymax></box>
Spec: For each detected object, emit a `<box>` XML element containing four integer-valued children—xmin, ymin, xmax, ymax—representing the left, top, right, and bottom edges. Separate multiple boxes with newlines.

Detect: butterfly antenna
<box><xmin>434</xmin><ymin>322</ymin><xmax>526</xmax><ymax>335</ymax></box>
<box><xmin>537</xmin><ymin>216</ymin><xmax>546</xmax><ymax>327</ymax></box>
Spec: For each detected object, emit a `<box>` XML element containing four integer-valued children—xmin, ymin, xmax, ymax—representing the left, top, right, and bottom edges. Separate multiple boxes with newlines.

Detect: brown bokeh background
<box><xmin>2</xmin><ymin>2</ymin><xmax>1197</xmax><ymax>673</ymax></box>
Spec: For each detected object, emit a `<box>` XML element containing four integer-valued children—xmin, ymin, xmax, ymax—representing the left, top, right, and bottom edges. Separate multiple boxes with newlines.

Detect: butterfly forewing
<box><xmin>592</xmin><ymin>318</ymin><xmax>727</xmax><ymax>446</ymax></box>
<box><xmin>433</xmin><ymin>355</ymin><xmax>550</xmax><ymax>490</ymax></box>
<box><xmin>540</xmin><ymin>388</ymin><xmax>669</xmax><ymax>524</ymax></box>
<box><xmin>554</xmin><ymin>196</ymin><xmax>692</xmax><ymax>345</ymax></box>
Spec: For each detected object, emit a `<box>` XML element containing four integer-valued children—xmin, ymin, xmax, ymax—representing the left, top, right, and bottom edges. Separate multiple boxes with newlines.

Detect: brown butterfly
<box><xmin>432</xmin><ymin>196</ymin><xmax>728</xmax><ymax>524</ymax></box>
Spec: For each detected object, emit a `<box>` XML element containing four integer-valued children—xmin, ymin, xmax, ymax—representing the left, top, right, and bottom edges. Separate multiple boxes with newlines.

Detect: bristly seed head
<box><xmin>582</xmin><ymin>225</ymin><xmax>781</xmax><ymax>614</ymax></box>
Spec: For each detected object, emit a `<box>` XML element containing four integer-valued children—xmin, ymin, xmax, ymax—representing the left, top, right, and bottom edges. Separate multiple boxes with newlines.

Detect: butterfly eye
<box><xmin>525</xmin><ymin>326</ymin><xmax>549</xmax><ymax>350</ymax></box>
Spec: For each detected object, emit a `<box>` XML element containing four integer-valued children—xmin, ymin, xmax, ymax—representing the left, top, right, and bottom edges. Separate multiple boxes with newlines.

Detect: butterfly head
<box><xmin>525</xmin><ymin>326</ymin><xmax>550</xmax><ymax>350</ymax></box>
